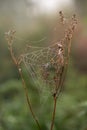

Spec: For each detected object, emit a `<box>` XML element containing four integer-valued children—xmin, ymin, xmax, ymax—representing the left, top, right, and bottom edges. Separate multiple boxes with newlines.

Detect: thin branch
<box><xmin>18</xmin><ymin>67</ymin><xmax>41</xmax><ymax>130</ymax></box>
<box><xmin>50</xmin><ymin>95</ymin><xmax>57</xmax><ymax>130</ymax></box>
<box><xmin>8</xmin><ymin>44</ymin><xmax>41</xmax><ymax>130</ymax></box>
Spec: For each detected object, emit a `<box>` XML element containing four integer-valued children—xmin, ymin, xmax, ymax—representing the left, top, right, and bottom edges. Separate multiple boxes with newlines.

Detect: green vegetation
<box><xmin>0</xmin><ymin>63</ymin><xmax>87</xmax><ymax>130</ymax></box>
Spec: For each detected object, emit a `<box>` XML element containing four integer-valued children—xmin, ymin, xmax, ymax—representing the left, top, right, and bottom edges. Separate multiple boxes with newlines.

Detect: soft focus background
<box><xmin>0</xmin><ymin>0</ymin><xmax>87</xmax><ymax>130</ymax></box>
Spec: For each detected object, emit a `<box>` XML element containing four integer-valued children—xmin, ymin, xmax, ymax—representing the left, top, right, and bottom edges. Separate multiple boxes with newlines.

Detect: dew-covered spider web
<box><xmin>20</xmin><ymin>39</ymin><xmax>66</xmax><ymax>99</ymax></box>
<box><xmin>5</xmin><ymin>21</ymin><xmax>69</xmax><ymax>105</ymax></box>
<box><xmin>11</xmin><ymin>14</ymin><xmax>68</xmax><ymax>102</ymax></box>
<box><xmin>5</xmin><ymin>11</ymin><xmax>77</xmax><ymax>111</ymax></box>
<box><xmin>8</xmin><ymin>22</ymin><xmax>67</xmax><ymax>105</ymax></box>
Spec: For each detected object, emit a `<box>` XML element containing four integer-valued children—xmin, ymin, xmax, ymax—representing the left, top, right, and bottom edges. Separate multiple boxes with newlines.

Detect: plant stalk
<box><xmin>50</xmin><ymin>95</ymin><xmax>57</xmax><ymax>130</ymax></box>
<box><xmin>18</xmin><ymin>67</ymin><xmax>41</xmax><ymax>130</ymax></box>
<box><xmin>9</xmin><ymin>45</ymin><xmax>41</xmax><ymax>130</ymax></box>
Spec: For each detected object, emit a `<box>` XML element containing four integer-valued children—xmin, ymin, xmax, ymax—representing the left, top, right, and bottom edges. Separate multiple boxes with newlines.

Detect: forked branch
<box><xmin>5</xmin><ymin>11</ymin><xmax>77</xmax><ymax>130</ymax></box>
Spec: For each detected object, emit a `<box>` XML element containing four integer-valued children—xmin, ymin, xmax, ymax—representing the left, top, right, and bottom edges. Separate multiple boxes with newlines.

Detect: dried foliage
<box><xmin>5</xmin><ymin>11</ymin><xmax>77</xmax><ymax>130</ymax></box>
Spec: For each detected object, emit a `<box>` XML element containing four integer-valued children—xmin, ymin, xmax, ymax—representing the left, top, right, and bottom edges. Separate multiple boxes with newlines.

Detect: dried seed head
<box><xmin>59</xmin><ymin>11</ymin><xmax>66</xmax><ymax>24</ymax></box>
<box><xmin>5</xmin><ymin>30</ymin><xmax>16</xmax><ymax>46</ymax></box>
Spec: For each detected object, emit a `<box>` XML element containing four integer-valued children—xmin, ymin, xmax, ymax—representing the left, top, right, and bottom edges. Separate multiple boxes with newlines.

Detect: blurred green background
<box><xmin>0</xmin><ymin>0</ymin><xmax>87</xmax><ymax>130</ymax></box>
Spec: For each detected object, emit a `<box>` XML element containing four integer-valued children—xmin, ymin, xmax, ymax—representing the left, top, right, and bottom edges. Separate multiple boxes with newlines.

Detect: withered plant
<box><xmin>5</xmin><ymin>11</ymin><xmax>77</xmax><ymax>130</ymax></box>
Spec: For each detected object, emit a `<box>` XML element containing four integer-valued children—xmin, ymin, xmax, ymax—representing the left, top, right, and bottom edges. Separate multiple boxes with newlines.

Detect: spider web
<box><xmin>6</xmin><ymin>11</ymin><xmax>77</xmax><ymax>108</ymax></box>
<box><xmin>20</xmin><ymin>40</ymin><xmax>65</xmax><ymax>99</ymax></box>
<box><xmin>7</xmin><ymin>20</ymin><xmax>68</xmax><ymax>104</ymax></box>
<box><xmin>13</xmin><ymin>12</ymin><xmax>69</xmax><ymax>103</ymax></box>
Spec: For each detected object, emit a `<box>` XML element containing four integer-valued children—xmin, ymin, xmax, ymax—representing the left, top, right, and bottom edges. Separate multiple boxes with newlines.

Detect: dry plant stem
<box><xmin>50</xmin><ymin>37</ymin><xmax>72</xmax><ymax>130</ymax></box>
<box><xmin>18</xmin><ymin>68</ymin><xmax>41</xmax><ymax>130</ymax></box>
<box><xmin>50</xmin><ymin>95</ymin><xmax>57</xmax><ymax>130</ymax></box>
<box><xmin>6</xmin><ymin>12</ymin><xmax>77</xmax><ymax>130</ymax></box>
<box><xmin>8</xmin><ymin>45</ymin><xmax>41</xmax><ymax>130</ymax></box>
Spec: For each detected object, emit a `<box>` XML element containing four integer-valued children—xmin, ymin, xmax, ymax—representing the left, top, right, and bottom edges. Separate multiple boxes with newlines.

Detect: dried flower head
<box><xmin>5</xmin><ymin>30</ymin><xmax>16</xmax><ymax>46</ymax></box>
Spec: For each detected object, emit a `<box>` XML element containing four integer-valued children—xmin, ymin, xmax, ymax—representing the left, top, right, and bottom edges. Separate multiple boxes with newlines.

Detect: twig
<box><xmin>18</xmin><ymin>67</ymin><xmax>41</xmax><ymax>130</ymax></box>
<box><xmin>50</xmin><ymin>95</ymin><xmax>57</xmax><ymax>130</ymax></box>
<box><xmin>7</xmin><ymin>43</ymin><xmax>41</xmax><ymax>130</ymax></box>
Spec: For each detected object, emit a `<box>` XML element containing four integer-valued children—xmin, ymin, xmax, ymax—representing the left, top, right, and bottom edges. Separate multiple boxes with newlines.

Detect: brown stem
<box><xmin>18</xmin><ymin>68</ymin><xmax>41</xmax><ymax>130</ymax></box>
<box><xmin>8</xmin><ymin>45</ymin><xmax>41</xmax><ymax>130</ymax></box>
<box><xmin>50</xmin><ymin>95</ymin><xmax>57</xmax><ymax>130</ymax></box>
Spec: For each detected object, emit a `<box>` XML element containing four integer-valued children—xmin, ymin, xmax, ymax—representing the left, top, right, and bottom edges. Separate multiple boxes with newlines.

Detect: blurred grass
<box><xmin>0</xmin><ymin>62</ymin><xmax>87</xmax><ymax>130</ymax></box>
